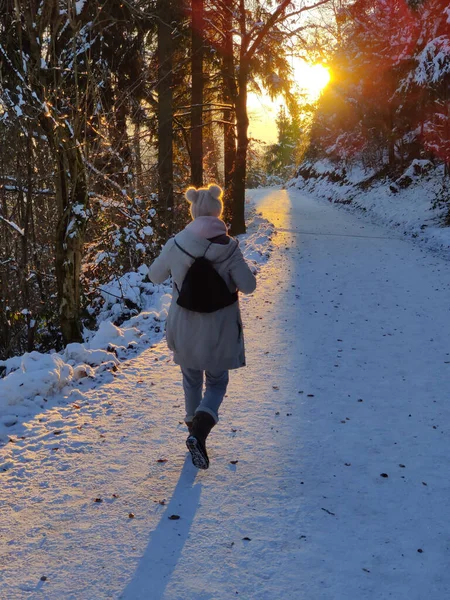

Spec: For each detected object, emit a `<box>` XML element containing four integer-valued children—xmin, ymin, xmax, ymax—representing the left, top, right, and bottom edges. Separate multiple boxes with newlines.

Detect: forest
<box><xmin>0</xmin><ymin>0</ymin><xmax>449</xmax><ymax>361</ymax></box>
<box><xmin>304</xmin><ymin>0</ymin><xmax>450</xmax><ymax>180</ymax></box>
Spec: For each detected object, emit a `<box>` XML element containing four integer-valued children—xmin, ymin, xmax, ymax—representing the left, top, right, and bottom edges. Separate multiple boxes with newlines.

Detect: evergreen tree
<box><xmin>265</xmin><ymin>106</ymin><xmax>302</xmax><ymax>181</ymax></box>
<box><xmin>306</xmin><ymin>0</ymin><xmax>450</xmax><ymax>178</ymax></box>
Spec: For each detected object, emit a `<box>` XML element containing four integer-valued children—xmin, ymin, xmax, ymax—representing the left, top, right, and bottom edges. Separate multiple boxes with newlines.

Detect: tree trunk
<box><xmin>387</xmin><ymin>107</ymin><xmax>396</xmax><ymax>169</ymax></box>
<box><xmin>133</xmin><ymin>120</ymin><xmax>143</xmax><ymax>196</ymax></box>
<box><xmin>157</xmin><ymin>0</ymin><xmax>174</xmax><ymax>233</ymax></box>
<box><xmin>16</xmin><ymin>145</ymin><xmax>27</xmax><ymax>312</ymax></box>
<box><xmin>223</xmin><ymin>106</ymin><xmax>236</xmax><ymax>229</ymax></box>
<box><xmin>114</xmin><ymin>86</ymin><xmax>132</xmax><ymax>187</ymax></box>
<box><xmin>52</xmin><ymin>137</ymin><xmax>89</xmax><ymax>344</ymax></box>
<box><xmin>25</xmin><ymin>133</ymin><xmax>35</xmax><ymax>351</ymax></box>
<box><xmin>224</xmin><ymin>107</ymin><xmax>236</xmax><ymax>191</ymax></box>
<box><xmin>230</xmin><ymin>65</ymin><xmax>249</xmax><ymax>235</ymax></box>
<box><xmin>204</xmin><ymin>122</ymin><xmax>221</xmax><ymax>183</ymax></box>
<box><xmin>191</xmin><ymin>0</ymin><xmax>204</xmax><ymax>187</ymax></box>
<box><xmin>222</xmin><ymin>3</ymin><xmax>237</xmax><ymax>226</ymax></box>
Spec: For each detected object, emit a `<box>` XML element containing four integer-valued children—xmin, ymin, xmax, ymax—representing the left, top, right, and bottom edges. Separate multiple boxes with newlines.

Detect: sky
<box><xmin>248</xmin><ymin>93</ymin><xmax>281</xmax><ymax>145</ymax></box>
<box><xmin>247</xmin><ymin>62</ymin><xmax>331</xmax><ymax>145</ymax></box>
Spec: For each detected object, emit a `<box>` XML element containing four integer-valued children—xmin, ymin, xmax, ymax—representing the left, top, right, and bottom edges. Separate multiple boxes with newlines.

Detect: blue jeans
<box><xmin>181</xmin><ymin>367</ymin><xmax>229</xmax><ymax>424</ymax></box>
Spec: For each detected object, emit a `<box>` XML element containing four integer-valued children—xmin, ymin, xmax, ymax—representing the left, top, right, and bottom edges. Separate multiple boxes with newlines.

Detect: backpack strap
<box><xmin>203</xmin><ymin>241</ymin><xmax>213</xmax><ymax>257</ymax></box>
<box><xmin>174</xmin><ymin>236</ymin><xmax>237</xmax><ymax>264</ymax></box>
<box><xmin>174</xmin><ymin>238</ymin><xmax>196</xmax><ymax>259</ymax></box>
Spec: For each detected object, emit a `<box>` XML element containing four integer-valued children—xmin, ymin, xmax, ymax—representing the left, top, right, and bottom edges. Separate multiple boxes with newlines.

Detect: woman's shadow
<box><xmin>120</xmin><ymin>456</ymin><xmax>202</xmax><ymax>600</ymax></box>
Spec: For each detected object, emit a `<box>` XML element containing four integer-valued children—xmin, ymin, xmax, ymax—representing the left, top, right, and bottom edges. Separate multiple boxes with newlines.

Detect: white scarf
<box><xmin>184</xmin><ymin>216</ymin><xmax>228</xmax><ymax>239</ymax></box>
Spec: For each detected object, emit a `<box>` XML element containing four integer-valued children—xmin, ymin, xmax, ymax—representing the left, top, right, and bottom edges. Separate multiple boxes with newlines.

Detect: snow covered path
<box><xmin>2</xmin><ymin>188</ymin><xmax>450</xmax><ymax>599</ymax></box>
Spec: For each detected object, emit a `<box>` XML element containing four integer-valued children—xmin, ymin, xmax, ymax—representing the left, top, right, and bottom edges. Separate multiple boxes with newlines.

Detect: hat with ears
<box><xmin>185</xmin><ymin>184</ymin><xmax>223</xmax><ymax>219</ymax></box>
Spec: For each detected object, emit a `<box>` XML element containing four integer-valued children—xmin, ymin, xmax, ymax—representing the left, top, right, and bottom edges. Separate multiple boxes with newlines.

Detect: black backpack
<box><xmin>174</xmin><ymin>238</ymin><xmax>238</xmax><ymax>313</ymax></box>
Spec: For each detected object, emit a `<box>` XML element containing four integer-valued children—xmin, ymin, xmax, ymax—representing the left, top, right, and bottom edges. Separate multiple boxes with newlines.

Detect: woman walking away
<box><xmin>148</xmin><ymin>184</ymin><xmax>256</xmax><ymax>469</ymax></box>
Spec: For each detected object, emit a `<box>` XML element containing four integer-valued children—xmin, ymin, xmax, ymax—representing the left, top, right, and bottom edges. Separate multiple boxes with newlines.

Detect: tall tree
<box><xmin>221</xmin><ymin>1</ymin><xmax>237</xmax><ymax>224</ymax></box>
<box><xmin>191</xmin><ymin>0</ymin><xmax>204</xmax><ymax>187</ymax></box>
<box><xmin>265</xmin><ymin>106</ymin><xmax>302</xmax><ymax>180</ymax></box>
<box><xmin>216</xmin><ymin>0</ymin><xmax>329</xmax><ymax>233</ymax></box>
<box><xmin>157</xmin><ymin>0</ymin><xmax>177</xmax><ymax>232</ymax></box>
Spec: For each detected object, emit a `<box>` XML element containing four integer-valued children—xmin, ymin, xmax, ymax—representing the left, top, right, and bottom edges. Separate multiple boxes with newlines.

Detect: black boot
<box><xmin>186</xmin><ymin>411</ymin><xmax>216</xmax><ymax>470</ymax></box>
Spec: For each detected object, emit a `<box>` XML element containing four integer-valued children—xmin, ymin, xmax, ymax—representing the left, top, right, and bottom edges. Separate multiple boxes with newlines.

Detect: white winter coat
<box><xmin>148</xmin><ymin>226</ymin><xmax>256</xmax><ymax>371</ymax></box>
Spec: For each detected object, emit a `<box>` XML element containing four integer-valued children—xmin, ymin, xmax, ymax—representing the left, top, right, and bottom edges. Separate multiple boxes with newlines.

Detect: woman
<box><xmin>149</xmin><ymin>184</ymin><xmax>256</xmax><ymax>469</ymax></box>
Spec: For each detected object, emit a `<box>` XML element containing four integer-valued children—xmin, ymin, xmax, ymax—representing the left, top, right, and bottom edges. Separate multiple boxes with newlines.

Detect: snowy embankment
<box><xmin>0</xmin><ymin>202</ymin><xmax>274</xmax><ymax>443</ymax></box>
<box><xmin>289</xmin><ymin>159</ymin><xmax>450</xmax><ymax>255</ymax></box>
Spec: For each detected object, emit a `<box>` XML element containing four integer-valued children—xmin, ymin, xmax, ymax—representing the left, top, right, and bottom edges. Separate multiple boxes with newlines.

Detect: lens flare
<box><xmin>292</xmin><ymin>61</ymin><xmax>331</xmax><ymax>101</ymax></box>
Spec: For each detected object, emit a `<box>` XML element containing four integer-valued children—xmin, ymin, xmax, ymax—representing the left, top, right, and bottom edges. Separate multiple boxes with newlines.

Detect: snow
<box><xmin>0</xmin><ymin>203</ymin><xmax>274</xmax><ymax>443</ymax></box>
<box><xmin>1</xmin><ymin>188</ymin><xmax>449</xmax><ymax>598</ymax></box>
<box><xmin>75</xmin><ymin>0</ymin><xmax>87</xmax><ymax>15</ymax></box>
<box><xmin>414</xmin><ymin>35</ymin><xmax>450</xmax><ymax>84</ymax></box>
<box><xmin>0</xmin><ymin>353</ymin><xmax>73</xmax><ymax>406</ymax></box>
<box><xmin>0</xmin><ymin>215</ymin><xmax>24</xmax><ymax>236</ymax></box>
<box><xmin>140</xmin><ymin>225</ymin><xmax>154</xmax><ymax>237</ymax></box>
<box><xmin>290</xmin><ymin>161</ymin><xmax>450</xmax><ymax>255</ymax></box>
<box><xmin>72</xmin><ymin>203</ymin><xmax>88</xmax><ymax>219</ymax></box>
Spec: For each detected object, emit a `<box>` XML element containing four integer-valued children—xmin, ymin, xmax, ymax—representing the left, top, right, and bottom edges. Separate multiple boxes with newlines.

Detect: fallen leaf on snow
<box><xmin>321</xmin><ymin>507</ymin><xmax>336</xmax><ymax>516</ymax></box>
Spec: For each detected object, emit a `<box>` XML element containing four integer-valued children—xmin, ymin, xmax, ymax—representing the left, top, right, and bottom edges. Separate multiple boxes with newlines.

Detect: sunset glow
<box><xmin>247</xmin><ymin>62</ymin><xmax>331</xmax><ymax>144</ymax></box>
<box><xmin>291</xmin><ymin>61</ymin><xmax>331</xmax><ymax>101</ymax></box>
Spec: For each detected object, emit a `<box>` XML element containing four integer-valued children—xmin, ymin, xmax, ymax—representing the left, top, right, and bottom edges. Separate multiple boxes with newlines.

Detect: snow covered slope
<box><xmin>1</xmin><ymin>188</ymin><xmax>450</xmax><ymax>599</ymax></box>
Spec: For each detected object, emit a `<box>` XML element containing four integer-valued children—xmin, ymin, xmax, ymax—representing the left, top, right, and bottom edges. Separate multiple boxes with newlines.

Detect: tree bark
<box><xmin>25</xmin><ymin>133</ymin><xmax>35</xmax><ymax>351</ymax></box>
<box><xmin>222</xmin><ymin>1</ymin><xmax>237</xmax><ymax>226</ymax></box>
<box><xmin>45</xmin><ymin>122</ymin><xmax>89</xmax><ymax>345</ymax></box>
<box><xmin>133</xmin><ymin>120</ymin><xmax>143</xmax><ymax>196</ymax></box>
<box><xmin>230</xmin><ymin>63</ymin><xmax>249</xmax><ymax>235</ymax></box>
<box><xmin>191</xmin><ymin>0</ymin><xmax>204</xmax><ymax>187</ymax></box>
<box><xmin>157</xmin><ymin>0</ymin><xmax>174</xmax><ymax>233</ymax></box>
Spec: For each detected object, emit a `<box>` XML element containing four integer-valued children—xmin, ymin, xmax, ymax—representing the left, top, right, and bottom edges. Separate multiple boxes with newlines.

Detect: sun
<box><xmin>291</xmin><ymin>60</ymin><xmax>331</xmax><ymax>101</ymax></box>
